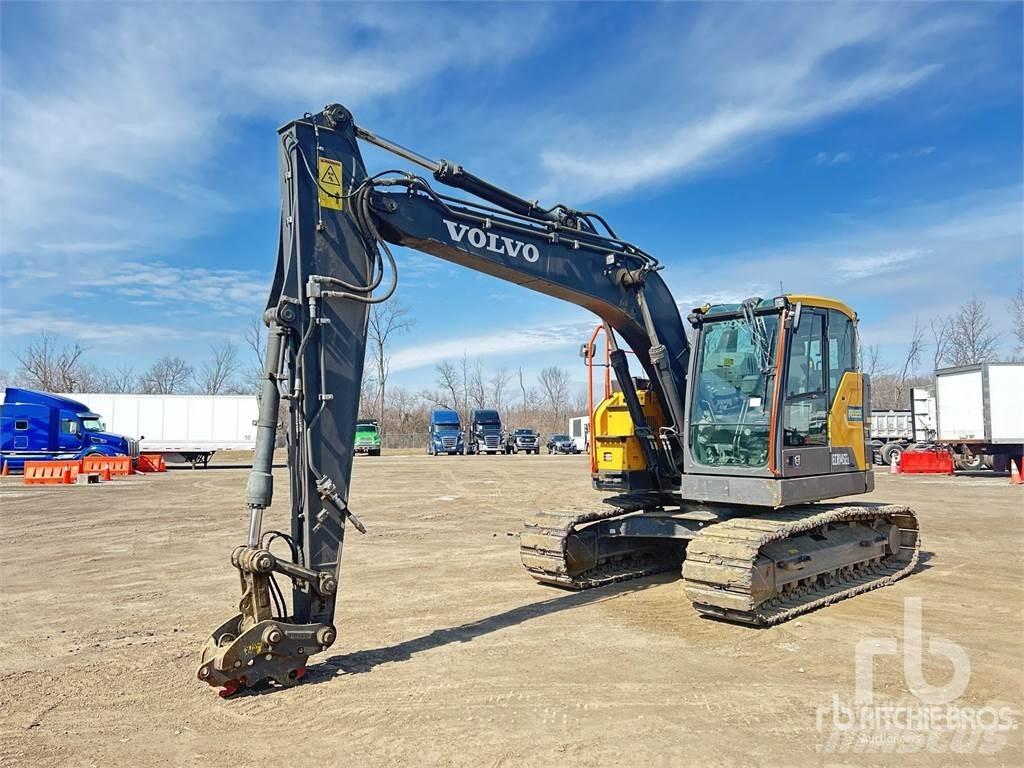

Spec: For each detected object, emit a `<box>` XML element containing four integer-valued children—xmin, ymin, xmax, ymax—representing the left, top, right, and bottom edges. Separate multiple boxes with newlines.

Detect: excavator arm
<box><xmin>196</xmin><ymin>103</ymin><xmax>690</xmax><ymax>694</ymax></box>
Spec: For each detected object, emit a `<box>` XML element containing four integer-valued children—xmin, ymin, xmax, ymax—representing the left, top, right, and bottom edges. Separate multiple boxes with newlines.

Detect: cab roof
<box><xmin>700</xmin><ymin>295</ymin><xmax>856</xmax><ymax>321</ymax></box>
<box><xmin>3</xmin><ymin>387</ymin><xmax>95</xmax><ymax>413</ymax></box>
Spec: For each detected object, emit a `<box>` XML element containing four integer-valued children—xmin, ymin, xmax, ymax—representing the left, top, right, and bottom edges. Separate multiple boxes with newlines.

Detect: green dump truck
<box><xmin>354</xmin><ymin>419</ymin><xmax>382</xmax><ymax>456</ymax></box>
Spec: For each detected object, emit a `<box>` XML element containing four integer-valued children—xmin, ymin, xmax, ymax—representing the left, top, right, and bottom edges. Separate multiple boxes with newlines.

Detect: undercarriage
<box><xmin>521</xmin><ymin>497</ymin><xmax>920</xmax><ymax>625</ymax></box>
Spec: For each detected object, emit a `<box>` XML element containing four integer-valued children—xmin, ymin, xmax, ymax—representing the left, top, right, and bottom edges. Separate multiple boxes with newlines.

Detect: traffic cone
<box><xmin>1010</xmin><ymin>459</ymin><xmax>1023</xmax><ymax>485</ymax></box>
<box><xmin>62</xmin><ymin>467</ymin><xmax>73</xmax><ymax>484</ymax></box>
<box><xmin>102</xmin><ymin>467</ymin><xmax>112</xmax><ymax>482</ymax></box>
<box><xmin>889</xmin><ymin>452</ymin><xmax>900</xmax><ymax>474</ymax></box>
<box><xmin>1</xmin><ymin>460</ymin><xmax>8</xmax><ymax>476</ymax></box>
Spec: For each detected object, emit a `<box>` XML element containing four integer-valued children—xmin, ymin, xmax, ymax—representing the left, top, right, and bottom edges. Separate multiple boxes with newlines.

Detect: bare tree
<box><xmin>359</xmin><ymin>368</ymin><xmax>379</xmax><ymax>420</ymax></box>
<box><xmin>17</xmin><ymin>331</ymin><xmax>86</xmax><ymax>392</ymax></box>
<box><xmin>244</xmin><ymin>317</ymin><xmax>267</xmax><ymax>370</ymax></box>
<box><xmin>242</xmin><ymin>316</ymin><xmax>268</xmax><ymax>394</ymax></box>
<box><xmin>489</xmin><ymin>367</ymin><xmax>513</xmax><ymax>413</ymax></box>
<box><xmin>944</xmin><ymin>295</ymin><xmax>999</xmax><ymax>366</ymax></box>
<box><xmin>467</xmin><ymin>359</ymin><xmax>487</xmax><ymax>409</ymax></box>
<box><xmin>196</xmin><ymin>339</ymin><xmax>240</xmax><ymax>395</ymax></box>
<box><xmin>893</xmin><ymin>318</ymin><xmax>926</xmax><ymax>407</ymax></box>
<box><xmin>930</xmin><ymin>317</ymin><xmax>952</xmax><ymax>372</ymax></box>
<box><xmin>100</xmin><ymin>364</ymin><xmax>137</xmax><ymax>393</ymax></box>
<box><xmin>1011</xmin><ymin>285</ymin><xmax>1024</xmax><ymax>362</ymax></box>
<box><xmin>368</xmin><ymin>301</ymin><xmax>413</xmax><ymax>432</ymax></box>
<box><xmin>517</xmin><ymin>367</ymin><xmax>529</xmax><ymax>408</ymax></box>
<box><xmin>435</xmin><ymin>360</ymin><xmax>463</xmax><ymax>418</ymax></box>
<box><xmin>862</xmin><ymin>344</ymin><xmax>886</xmax><ymax>379</ymax></box>
<box><xmin>537</xmin><ymin>366</ymin><xmax>572</xmax><ymax>424</ymax></box>
<box><xmin>141</xmin><ymin>356</ymin><xmax>194</xmax><ymax>394</ymax></box>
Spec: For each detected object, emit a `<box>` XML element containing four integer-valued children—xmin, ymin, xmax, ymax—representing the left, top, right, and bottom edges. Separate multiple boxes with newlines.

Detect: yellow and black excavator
<box><xmin>197</xmin><ymin>104</ymin><xmax>919</xmax><ymax>696</ymax></box>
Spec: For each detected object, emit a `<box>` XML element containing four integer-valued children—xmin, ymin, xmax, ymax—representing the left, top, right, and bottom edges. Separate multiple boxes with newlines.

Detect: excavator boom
<box><xmin>197</xmin><ymin>104</ymin><xmax>691</xmax><ymax>693</ymax></box>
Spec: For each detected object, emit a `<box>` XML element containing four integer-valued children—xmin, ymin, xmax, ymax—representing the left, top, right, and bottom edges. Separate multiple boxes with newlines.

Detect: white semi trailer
<box><xmin>871</xmin><ymin>363</ymin><xmax>1024</xmax><ymax>470</ymax></box>
<box><xmin>61</xmin><ymin>393</ymin><xmax>259</xmax><ymax>467</ymax></box>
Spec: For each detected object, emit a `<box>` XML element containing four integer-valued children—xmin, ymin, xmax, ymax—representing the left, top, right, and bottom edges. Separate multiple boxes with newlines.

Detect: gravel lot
<box><xmin>1</xmin><ymin>454</ymin><xmax>1021</xmax><ymax>767</ymax></box>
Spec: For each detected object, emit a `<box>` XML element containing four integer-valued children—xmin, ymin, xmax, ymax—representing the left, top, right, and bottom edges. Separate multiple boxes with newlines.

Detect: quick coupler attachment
<box><xmin>197</xmin><ymin>614</ymin><xmax>336</xmax><ymax>697</ymax></box>
<box><xmin>196</xmin><ymin>545</ymin><xmax>338</xmax><ymax>696</ymax></box>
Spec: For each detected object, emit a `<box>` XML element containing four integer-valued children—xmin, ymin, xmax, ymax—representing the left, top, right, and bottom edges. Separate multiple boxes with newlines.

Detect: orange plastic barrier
<box><xmin>136</xmin><ymin>454</ymin><xmax>167</xmax><ymax>473</ymax></box>
<box><xmin>24</xmin><ymin>460</ymin><xmax>83</xmax><ymax>485</ymax></box>
<box><xmin>81</xmin><ymin>455</ymin><xmax>133</xmax><ymax>476</ymax></box>
<box><xmin>899</xmin><ymin>449</ymin><xmax>954</xmax><ymax>475</ymax></box>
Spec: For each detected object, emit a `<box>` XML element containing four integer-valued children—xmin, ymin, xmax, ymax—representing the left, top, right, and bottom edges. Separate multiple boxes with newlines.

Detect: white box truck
<box><xmin>61</xmin><ymin>393</ymin><xmax>259</xmax><ymax>467</ymax></box>
<box><xmin>935</xmin><ymin>362</ymin><xmax>1023</xmax><ymax>455</ymax></box>
<box><xmin>871</xmin><ymin>363</ymin><xmax>1023</xmax><ymax>470</ymax></box>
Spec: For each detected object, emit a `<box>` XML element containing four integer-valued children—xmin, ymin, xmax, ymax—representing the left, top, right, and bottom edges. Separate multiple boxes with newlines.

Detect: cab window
<box><xmin>827</xmin><ymin>309</ymin><xmax>856</xmax><ymax>400</ymax></box>
<box><xmin>60</xmin><ymin>418</ymin><xmax>79</xmax><ymax>435</ymax></box>
<box><xmin>784</xmin><ymin>310</ymin><xmax>827</xmax><ymax>446</ymax></box>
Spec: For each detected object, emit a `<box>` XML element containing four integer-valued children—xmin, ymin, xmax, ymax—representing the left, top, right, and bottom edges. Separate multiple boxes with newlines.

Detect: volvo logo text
<box><xmin>443</xmin><ymin>220</ymin><xmax>540</xmax><ymax>263</ymax></box>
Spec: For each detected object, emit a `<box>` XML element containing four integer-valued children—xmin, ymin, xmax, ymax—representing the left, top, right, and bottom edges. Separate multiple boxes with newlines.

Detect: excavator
<box><xmin>197</xmin><ymin>104</ymin><xmax>920</xmax><ymax>695</ymax></box>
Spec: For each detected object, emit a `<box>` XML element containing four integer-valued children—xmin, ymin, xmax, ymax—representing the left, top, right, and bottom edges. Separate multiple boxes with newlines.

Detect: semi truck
<box><xmin>0</xmin><ymin>388</ymin><xmax>139</xmax><ymax>472</ymax></box>
<box><xmin>61</xmin><ymin>393</ymin><xmax>258</xmax><ymax>467</ymax></box>
<box><xmin>427</xmin><ymin>408</ymin><xmax>464</xmax><ymax>455</ymax></box>
<box><xmin>871</xmin><ymin>363</ymin><xmax>1024</xmax><ymax>470</ymax></box>
<box><xmin>466</xmin><ymin>408</ymin><xmax>503</xmax><ymax>455</ymax></box>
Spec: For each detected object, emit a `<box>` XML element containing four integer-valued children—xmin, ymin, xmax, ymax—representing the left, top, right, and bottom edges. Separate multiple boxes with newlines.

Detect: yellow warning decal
<box><xmin>318</xmin><ymin>157</ymin><xmax>343</xmax><ymax>211</ymax></box>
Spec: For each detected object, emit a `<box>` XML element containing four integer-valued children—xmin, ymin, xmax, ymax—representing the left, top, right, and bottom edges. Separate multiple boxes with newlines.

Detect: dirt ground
<box><xmin>1</xmin><ymin>454</ymin><xmax>1021</xmax><ymax>767</ymax></box>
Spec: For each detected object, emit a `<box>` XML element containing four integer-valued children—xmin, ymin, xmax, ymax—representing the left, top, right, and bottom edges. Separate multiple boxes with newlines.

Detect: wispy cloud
<box><xmin>666</xmin><ymin>186</ymin><xmax>1022</xmax><ymax>311</ymax></box>
<box><xmin>390</xmin><ymin>319</ymin><xmax>595</xmax><ymax>373</ymax></box>
<box><xmin>816</xmin><ymin>151</ymin><xmax>853</xmax><ymax>166</ymax></box>
<box><xmin>0</xmin><ymin>308</ymin><xmax>214</xmax><ymax>345</ymax></box>
<box><xmin>3</xmin><ymin>260</ymin><xmax>269</xmax><ymax>316</ymax></box>
<box><xmin>886</xmin><ymin>146</ymin><xmax>937</xmax><ymax>161</ymax></box>
<box><xmin>533</xmin><ymin>5</ymin><xmax>991</xmax><ymax>201</ymax></box>
<box><xmin>0</xmin><ymin>3</ymin><xmax>549</xmax><ymax>259</ymax></box>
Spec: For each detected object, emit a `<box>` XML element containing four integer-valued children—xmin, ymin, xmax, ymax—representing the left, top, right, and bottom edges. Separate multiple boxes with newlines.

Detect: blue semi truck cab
<box><xmin>0</xmin><ymin>388</ymin><xmax>139</xmax><ymax>471</ymax></box>
<box><xmin>428</xmin><ymin>408</ymin><xmax>464</xmax><ymax>455</ymax></box>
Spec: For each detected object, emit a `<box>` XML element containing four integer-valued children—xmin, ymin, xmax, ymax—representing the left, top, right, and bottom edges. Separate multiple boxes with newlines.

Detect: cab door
<box><xmin>825</xmin><ymin>309</ymin><xmax>866</xmax><ymax>472</ymax></box>
<box><xmin>57</xmin><ymin>410</ymin><xmax>85</xmax><ymax>453</ymax></box>
<box><xmin>780</xmin><ymin>309</ymin><xmax>831</xmax><ymax>477</ymax></box>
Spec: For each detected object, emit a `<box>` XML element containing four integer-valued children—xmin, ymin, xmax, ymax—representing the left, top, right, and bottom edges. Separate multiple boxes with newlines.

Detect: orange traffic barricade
<box><xmin>136</xmin><ymin>453</ymin><xmax>167</xmax><ymax>473</ymax></box>
<box><xmin>81</xmin><ymin>455</ymin><xmax>133</xmax><ymax>476</ymax></box>
<box><xmin>899</xmin><ymin>449</ymin><xmax>954</xmax><ymax>475</ymax></box>
<box><xmin>23</xmin><ymin>460</ymin><xmax>83</xmax><ymax>485</ymax></box>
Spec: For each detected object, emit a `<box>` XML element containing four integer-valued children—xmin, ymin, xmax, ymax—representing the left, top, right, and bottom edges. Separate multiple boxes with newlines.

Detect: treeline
<box><xmin>4</xmin><ymin>326</ymin><xmax>263</xmax><ymax>396</ymax></box>
<box><xmin>5</xmin><ymin>291</ymin><xmax>1021</xmax><ymax>426</ymax></box>
<box><xmin>360</xmin><ymin>358</ymin><xmax>588</xmax><ymax>441</ymax></box>
<box><xmin>865</xmin><ymin>292</ymin><xmax>1024</xmax><ymax>410</ymax></box>
<box><xmin>2</xmin><ymin>318</ymin><xmax>590</xmax><ymax>440</ymax></box>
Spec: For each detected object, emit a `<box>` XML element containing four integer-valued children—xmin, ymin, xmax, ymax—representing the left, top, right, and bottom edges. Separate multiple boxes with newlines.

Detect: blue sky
<box><xmin>1</xmin><ymin>1</ymin><xmax>1021</xmax><ymax>392</ymax></box>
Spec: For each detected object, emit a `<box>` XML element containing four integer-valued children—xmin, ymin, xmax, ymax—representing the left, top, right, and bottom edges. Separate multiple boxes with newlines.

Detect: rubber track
<box><xmin>682</xmin><ymin>504</ymin><xmax>920</xmax><ymax>626</ymax></box>
<box><xmin>520</xmin><ymin>503</ymin><xmax>680</xmax><ymax>589</ymax></box>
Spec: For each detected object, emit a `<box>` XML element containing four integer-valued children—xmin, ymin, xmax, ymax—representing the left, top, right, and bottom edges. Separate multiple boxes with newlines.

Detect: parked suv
<box><xmin>546</xmin><ymin>433</ymin><xmax>579</xmax><ymax>454</ymax></box>
<box><xmin>505</xmin><ymin>428</ymin><xmax>539</xmax><ymax>454</ymax></box>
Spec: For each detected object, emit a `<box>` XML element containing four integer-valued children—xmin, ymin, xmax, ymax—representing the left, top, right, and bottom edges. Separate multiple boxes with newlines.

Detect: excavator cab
<box><xmin>593</xmin><ymin>295</ymin><xmax>872</xmax><ymax>507</ymax></box>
